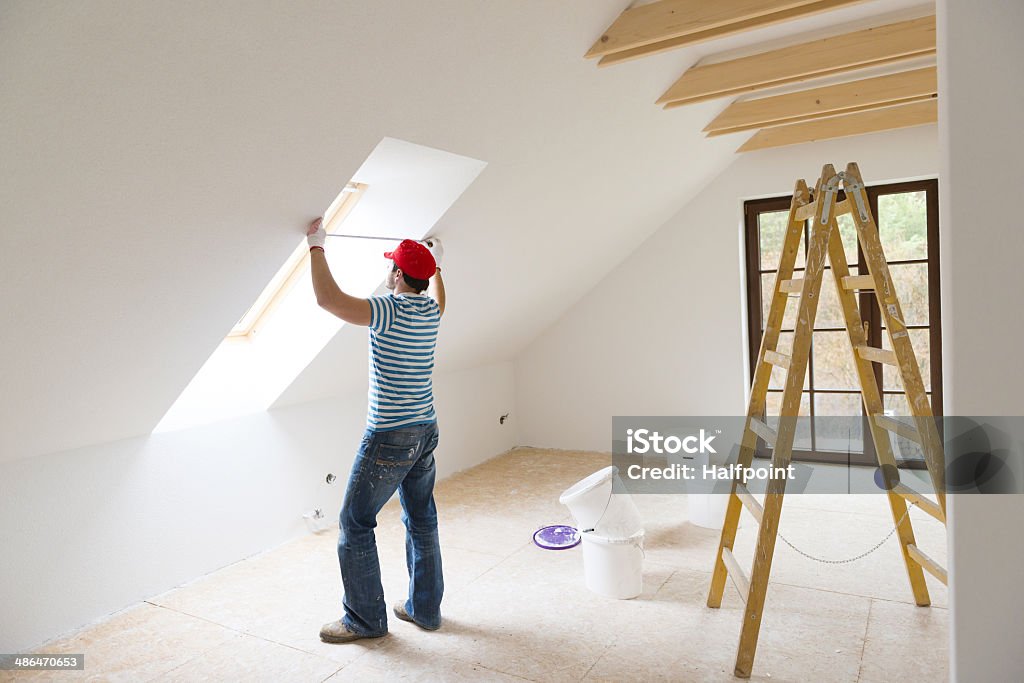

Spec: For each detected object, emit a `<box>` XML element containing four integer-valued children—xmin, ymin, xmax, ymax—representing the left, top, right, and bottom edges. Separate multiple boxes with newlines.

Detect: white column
<box><xmin>938</xmin><ymin>0</ymin><xmax>1024</xmax><ymax>680</ymax></box>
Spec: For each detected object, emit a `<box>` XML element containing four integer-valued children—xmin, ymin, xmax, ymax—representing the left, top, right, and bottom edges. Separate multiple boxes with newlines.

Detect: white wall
<box><xmin>515</xmin><ymin>126</ymin><xmax>939</xmax><ymax>452</ymax></box>
<box><xmin>0</xmin><ymin>0</ymin><xmax>739</xmax><ymax>461</ymax></box>
<box><xmin>938</xmin><ymin>0</ymin><xmax>1024</xmax><ymax>679</ymax></box>
<box><xmin>0</xmin><ymin>361</ymin><xmax>517</xmax><ymax>654</ymax></box>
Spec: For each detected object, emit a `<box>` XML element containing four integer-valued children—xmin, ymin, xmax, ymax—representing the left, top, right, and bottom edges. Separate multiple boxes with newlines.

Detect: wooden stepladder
<box><xmin>708</xmin><ymin>163</ymin><xmax>948</xmax><ymax>679</ymax></box>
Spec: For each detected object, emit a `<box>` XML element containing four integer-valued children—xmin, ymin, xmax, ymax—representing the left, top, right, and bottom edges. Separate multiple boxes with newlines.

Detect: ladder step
<box><xmin>721</xmin><ymin>548</ymin><xmax>751</xmax><ymax>601</ymax></box>
<box><xmin>856</xmin><ymin>345</ymin><xmax>898</xmax><ymax>366</ymax></box>
<box><xmin>779</xmin><ymin>278</ymin><xmax>803</xmax><ymax>294</ymax></box>
<box><xmin>842</xmin><ymin>275</ymin><xmax>875</xmax><ymax>290</ymax></box>
<box><xmin>892</xmin><ymin>483</ymin><xmax>945</xmax><ymax>523</ymax></box>
<box><xmin>873</xmin><ymin>414</ymin><xmax>922</xmax><ymax>444</ymax></box>
<box><xmin>735</xmin><ymin>483</ymin><xmax>764</xmax><ymax>524</ymax></box>
<box><xmin>906</xmin><ymin>544</ymin><xmax>948</xmax><ymax>585</ymax></box>
<box><xmin>749</xmin><ymin>417</ymin><xmax>778</xmax><ymax>447</ymax></box>
<box><xmin>793</xmin><ymin>198</ymin><xmax>852</xmax><ymax>222</ymax></box>
<box><xmin>793</xmin><ymin>201</ymin><xmax>817</xmax><ymax>222</ymax></box>
<box><xmin>763</xmin><ymin>350</ymin><xmax>791</xmax><ymax>370</ymax></box>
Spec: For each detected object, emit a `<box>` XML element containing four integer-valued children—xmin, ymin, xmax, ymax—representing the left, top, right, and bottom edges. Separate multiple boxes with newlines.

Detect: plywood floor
<box><xmin>4</xmin><ymin>448</ymin><xmax>948</xmax><ymax>682</ymax></box>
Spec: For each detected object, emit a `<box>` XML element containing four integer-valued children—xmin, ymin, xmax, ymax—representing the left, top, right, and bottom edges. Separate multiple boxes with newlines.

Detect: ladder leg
<box><xmin>734</xmin><ymin>165</ymin><xmax>837</xmax><ymax>678</ymax></box>
<box><xmin>708</xmin><ymin>178</ymin><xmax>810</xmax><ymax>610</ymax></box>
<box><xmin>883</xmin><ymin>490</ymin><xmax>931</xmax><ymax>605</ymax></box>
<box><xmin>735</xmin><ymin>485</ymin><xmax>786</xmax><ymax>678</ymax></box>
<box><xmin>708</xmin><ymin>493</ymin><xmax>746</xmax><ymax>608</ymax></box>
<box><xmin>825</xmin><ymin>221</ymin><xmax>931</xmax><ymax>606</ymax></box>
<box><xmin>708</xmin><ymin>435</ymin><xmax>756</xmax><ymax>609</ymax></box>
<box><xmin>844</xmin><ymin>162</ymin><xmax>946</xmax><ymax>517</ymax></box>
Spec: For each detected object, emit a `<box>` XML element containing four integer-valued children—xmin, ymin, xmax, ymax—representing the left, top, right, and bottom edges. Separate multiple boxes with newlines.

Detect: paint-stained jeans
<box><xmin>337</xmin><ymin>422</ymin><xmax>443</xmax><ymax>636</ymax></box>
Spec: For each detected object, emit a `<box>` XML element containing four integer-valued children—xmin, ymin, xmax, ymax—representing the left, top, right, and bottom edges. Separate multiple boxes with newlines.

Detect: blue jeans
<box><xmin>337</xmin><ymin>422</ymin><xmax>443</xmax><ymax>636</ymax></box>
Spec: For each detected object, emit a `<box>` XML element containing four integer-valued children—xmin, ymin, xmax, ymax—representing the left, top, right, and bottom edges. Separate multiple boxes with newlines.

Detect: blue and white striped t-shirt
<box><xmin>366</xmin><ymin>293</ymin><xmax>441</xmax><ymax>431</ymax></box>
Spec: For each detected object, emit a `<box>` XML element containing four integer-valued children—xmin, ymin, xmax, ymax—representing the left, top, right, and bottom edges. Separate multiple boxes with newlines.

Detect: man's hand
<box><xmin>307</xmin><ymin>218</ymin><xmax>327</xmax><ymax>250</ymax></box>
<box><xmin>424</xmin><ymin>237</ymin><xmax>445</xmax><ymax>316</ymax></box>
<box><xmin>423</xmin><ymin>237</ymin><xmax>443</xmax><ymax>268</ymax></box>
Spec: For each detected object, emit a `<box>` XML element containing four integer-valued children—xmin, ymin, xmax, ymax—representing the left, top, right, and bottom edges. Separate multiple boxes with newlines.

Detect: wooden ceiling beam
<box><xmin>705</xmin><ymin>66</ymin><xmax>938</xmax><ymax>135</ymax></box>
<box><xmin>658</xmin><ymin>15</ymin><xmax>936</xmax><ymax>107</ymax></box>
<box><xmin>586</xmin><ymin>0</ymin><xmax>831</xmax><ymax>59</ymax></box>
<box><xmin>736</xmin><ymin>98</ymin><xmax>937</xmax><ymax>152</ymax></box>
<box><xmin>594</xmin><ymin>0</ymin><xmax>870</xmax><ymax>67</ymax></box>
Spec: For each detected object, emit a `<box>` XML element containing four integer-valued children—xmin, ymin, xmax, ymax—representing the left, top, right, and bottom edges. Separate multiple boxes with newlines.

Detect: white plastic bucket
<box><xmin>686</xmin><ymin>450</ymin><xmax>734</xmax><ymax>530</ymax></box>
<box><xmin>581</xmin><ymin>530</ymin><xmax>644</xmax><ymax>599</ymax></box>
<box><xmin>688</xmin><ymin>492</ymin><xmax>730</xmax><ymax>530</ymax></box>
<box><xmin>558</xmin><ymin>466</ymin><xmax>643</xmax><ymax>538</ymax></box>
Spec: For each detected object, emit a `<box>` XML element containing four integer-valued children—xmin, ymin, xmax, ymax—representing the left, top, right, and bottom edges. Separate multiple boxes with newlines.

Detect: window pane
<box><xmin>761</xmin><ymin>272</ymin><xmax>772</xmax><ymax>325</ymax></box>
<box><xmin>883</xmin><ymin>392</ymin><xmax>935</xmax><ymax>417</ymax></box>
<box><xmin>813</xmin><ymin>393</ymin><xmax>865</xmax><ymax>454</ymax></box>
<box><xmin>766</xmin><ymin>332</ymin><xmax>809</xmax><ymax>390</ymax></box>
<box><xmin>758</xmin><ymin>211</ymin><xmax>787</xmax><ymax>270</ymax></box>
<box><xmin>769</xmin><ymin>332</ymin><xmax>792</xmax><ymax>390</ymax></box>
<box><xmin>767</xmin><ymin>360</ymin><xmax>809</xmax><ymax>391</ymax></box>
<box><xmin>765</xmin><ymin>390</ymin><xmax>810</xmax><ymax>415</ymax></box>
<box><xmin>765</xmin><ymin>391</ymin><xmax>811</xmax><ymax>450</ymax></box>
<box><xmin>835</xmin><ymin>211</ymin><xmax>860</xmax><ymax>266</ymax></box>
<box><xmin>774</xmin><ymin>330</ymin><xmax>794</xmax><ymax>356</ymax></box>
<box><xmin>884</xmin><ymin>393</ymin><xmax>909</xmax><ymax>416</ymax></box>
<box><xmin>759</xmin><ymin>211</ymin><xmax>804</xmax><ymax>271</ymax></box>
<box><xmin>887</xmin><ymin>262</ymin><xmax>930</xmax><ymax>326</ymax></box>
<box><xmin>882</xmin><ymin>328</ymin><xmax>931</xmax><ymax>392</ymax></box>
<box><xmin>878</xmin><ymin>191</ymin><xmax>928</xmax><ymax>261</ymax></box>
<box><xmin>815</xmin><ymin>268</ymin><xmax>849</xmax><ymax>329</ymax></box>
<box><xmin>881</xmin><ymin>393</ymin><xmax>927</xmax><ymax>462</ymax></box>
<box><xmin>761</xmin><ymin>272</ymin><xmax>798</xmax><ymax>330</ymax></box>
<box><xmin>812</xmin><ymin>331</ymin><xmax>858</xmax><ymax>390</ymax></box>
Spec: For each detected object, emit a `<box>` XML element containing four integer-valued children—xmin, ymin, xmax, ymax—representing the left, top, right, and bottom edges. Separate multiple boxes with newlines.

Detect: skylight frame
<box><xmin>228</xmin><ymin>182</ymin><xmax>366</xmax><ymax>339</ymax></box>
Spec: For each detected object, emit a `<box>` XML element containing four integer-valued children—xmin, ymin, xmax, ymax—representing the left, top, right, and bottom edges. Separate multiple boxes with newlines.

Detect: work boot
<box><xmin>319</xmin><ymin>619</ymin><xmax>384</xmax><ymax>643</ymax></box>
<box><xmin>392</xmin><ymin>600</ymin><xmax>440</xmax><ymax>631</ymax></box>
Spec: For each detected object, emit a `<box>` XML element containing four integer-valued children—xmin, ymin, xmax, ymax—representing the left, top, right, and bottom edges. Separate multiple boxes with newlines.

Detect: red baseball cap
<box><xmin>384</xmin><ymin>239</ymin><xmax>436</xmax><ymax>280</ymax></box>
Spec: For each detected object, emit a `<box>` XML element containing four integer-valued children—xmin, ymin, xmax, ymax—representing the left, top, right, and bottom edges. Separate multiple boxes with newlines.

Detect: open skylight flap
<box><xmin>155</xmin><ymin>138</ymin><xmax>487</xmax><ymax>433</ymax></box>
<box><xmin>342</xmin><ymin>137</ymin><xmax>489</xmax><ymax>240</ymax></box>
<box><xmin>272</xmin><ymin>140</ymin><xmax>488</xmax><ymax>409</ymax></box>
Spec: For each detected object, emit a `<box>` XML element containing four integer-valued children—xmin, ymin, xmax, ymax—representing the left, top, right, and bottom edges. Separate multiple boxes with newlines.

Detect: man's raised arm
<box><xmin>307</xmin><ymin>218</ymin><xmax>372</xmax><ymax>326</ymax></box>
<box><xmin>424</xmin><ymin>238</ymin><xmax>445</xmax><ymax>317</ymax></box>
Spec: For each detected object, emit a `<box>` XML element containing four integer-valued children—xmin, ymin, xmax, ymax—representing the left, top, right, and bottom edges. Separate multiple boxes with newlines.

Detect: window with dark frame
<box><xmin>744</xmin><ymin>179</ymin><xmax>942</xmax><ymax>467</ymax></box>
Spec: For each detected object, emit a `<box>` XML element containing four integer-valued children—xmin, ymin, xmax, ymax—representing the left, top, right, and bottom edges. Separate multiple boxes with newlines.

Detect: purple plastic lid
<box><xmin>533</xmin><ymin>525</ymin><xmax>581</xmax><ymax>550</ymax></box>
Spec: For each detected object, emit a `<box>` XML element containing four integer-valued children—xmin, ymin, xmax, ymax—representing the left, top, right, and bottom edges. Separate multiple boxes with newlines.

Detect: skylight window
<box><xmin>154</xmin><ymin>137</ymin><xmax>487</xmax><ymax>434</ymax></box>
<box><xmin>228</xmin><ymin>182</ymin><xmax>366</xmax><ymax>339</ymax></box>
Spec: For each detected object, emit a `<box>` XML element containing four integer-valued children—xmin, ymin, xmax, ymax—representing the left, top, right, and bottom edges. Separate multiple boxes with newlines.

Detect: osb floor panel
<box><xmin>3</xmin><ymin>448</ymin><xmax>947</xmax><ymax>682</ymax></box>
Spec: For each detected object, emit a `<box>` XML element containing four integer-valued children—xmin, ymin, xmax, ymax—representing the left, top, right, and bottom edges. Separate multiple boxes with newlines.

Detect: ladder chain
<box><xmin>775</xmin><ymin>501</ymin><xmax>918</xmax><ymax>565</ymax></box>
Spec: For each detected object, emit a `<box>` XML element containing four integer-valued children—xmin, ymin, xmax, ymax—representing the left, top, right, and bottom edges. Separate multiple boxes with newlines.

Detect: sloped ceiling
<box><xmin>0</xmin><ymin>0</ymin><xmax>921</xmax><ymax>460</ymax></box>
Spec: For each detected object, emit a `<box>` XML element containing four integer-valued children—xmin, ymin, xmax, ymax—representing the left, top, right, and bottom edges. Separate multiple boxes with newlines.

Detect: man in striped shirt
<box><xmin>304</xmin><ymin>218</ymin><xmax>446</xmax><ymax>643</ymax></box>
